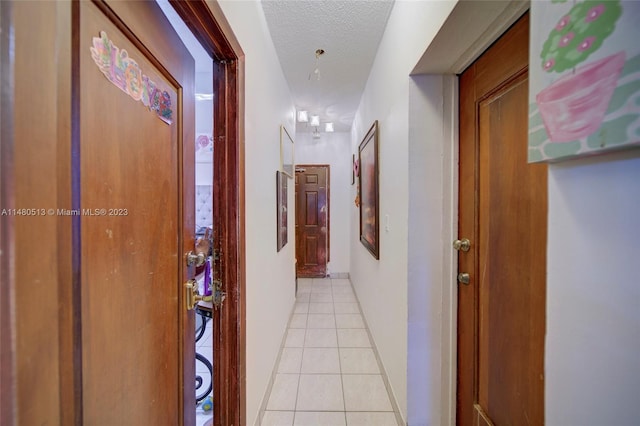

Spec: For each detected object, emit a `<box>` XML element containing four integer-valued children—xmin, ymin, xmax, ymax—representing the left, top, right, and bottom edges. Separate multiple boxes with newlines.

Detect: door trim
<box><xmin>0</xmin><ymin>1</ymin><xmax>16</xmax><ymax>424</ymax></box>
<box><xmin>168</xmin><ymin>2</ymin><xmax>246</xmax><ymax>425</ymax></box>
<box><xmin>446</xmin><ymin>11</ymin><xmax>530</xmax><ymax>426</ymax></box>
<box><xmin>456</xmin><ymin>12</ymin><xmax>535</xmax><ymax>426</ymax></box>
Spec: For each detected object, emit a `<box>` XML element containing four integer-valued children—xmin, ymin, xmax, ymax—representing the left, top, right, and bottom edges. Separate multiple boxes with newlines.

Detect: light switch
<box><xmin>385</xmin><ymin>214</ymin><xmax>390</xmax><ymax>232</ymax></box>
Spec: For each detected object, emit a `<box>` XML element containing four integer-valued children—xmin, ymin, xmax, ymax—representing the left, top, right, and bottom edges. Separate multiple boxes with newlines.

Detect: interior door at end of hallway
<box><xmin>295</xmin><ymin>165</ymin><xmax>329</xmax><ymax>278</ymax></box>
<box><xmin>78</xmin><ymin>1</ymin><xmax>195</xmax><ymax>424</ymax></box>
<box><xmin>457</xmin><ymin>13</ymin><xmax>547</xmax><ymax>426</ymax></box>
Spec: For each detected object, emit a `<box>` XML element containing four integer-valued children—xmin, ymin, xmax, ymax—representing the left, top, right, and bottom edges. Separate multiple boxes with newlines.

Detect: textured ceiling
<box><xmin>262</xmin><ymin>0</ymin><xmax>394</xmax><ymax>132</ymax></box>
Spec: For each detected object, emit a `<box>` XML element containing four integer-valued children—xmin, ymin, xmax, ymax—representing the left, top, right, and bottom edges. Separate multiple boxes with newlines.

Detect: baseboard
<box><xmin>352</xmin><ymin>281</ymin><xmax>406</xmax><ymax>425</ymax></box>
<box><xmin>254</xmin><ymin>303</ymin><xmax>297</xmax><ymax>426</ymax></box>
<box><xmin>328</xmin><ymin>272</ymin><xmax>350</xmax><ymax>279</ymax></box>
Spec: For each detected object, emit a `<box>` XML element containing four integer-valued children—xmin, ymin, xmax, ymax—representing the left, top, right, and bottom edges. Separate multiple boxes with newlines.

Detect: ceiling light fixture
<box><xmin>309</xmin><ymin>48</ymin><xmax>325</xmax><ymax>81</ymax></box>
<box><xmin>297</xmin><ymin>110</ymin><xmax>309</xmax><ymax>123</ymax></box>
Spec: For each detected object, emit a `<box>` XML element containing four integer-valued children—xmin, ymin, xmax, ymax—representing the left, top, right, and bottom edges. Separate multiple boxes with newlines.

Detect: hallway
<box><xmin>260</xmin><ymin>278</ymin><xmax>401</xmax><ymax>426</ymax></box>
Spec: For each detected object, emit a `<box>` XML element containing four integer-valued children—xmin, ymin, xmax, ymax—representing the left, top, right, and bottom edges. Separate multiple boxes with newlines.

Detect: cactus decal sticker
<box><xmin>529</xmin><ymin>1</ymin><xmax>640</xmax><ymax>162</ymax></box>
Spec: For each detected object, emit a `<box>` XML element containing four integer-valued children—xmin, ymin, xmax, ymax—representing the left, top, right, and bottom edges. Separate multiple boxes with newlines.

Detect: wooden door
<box><xmin>295</xmin><ymin>165</ymin><xmax>329</xmax><ymax>278</ymax></box>
<box><xmin>2</xmin><ymin>0</ymin><xmax>254</xmax><ymax>424</ymax></box>
<box><xmin>457</xmin><ymin>13</ymin><xmax>547</xmax><ymax>426</ymax></box>
<box><xmin>79</xmin><ymin>1</ymin><xmax>195</xmax><ymax>424</ymax></box>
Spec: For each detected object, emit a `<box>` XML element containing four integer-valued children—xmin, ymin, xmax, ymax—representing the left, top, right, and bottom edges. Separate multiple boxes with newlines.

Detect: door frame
<box><xmin>457</xmin><ymin>13</ymin><xmax>543</xmax><ymax>424</ymax></box>
<box><xmin>295</xmin><ymin>164</ymin><xmax>330</xmax><ymax>277</ymax></box>
<box><xmin>168</xmin><ymin>2</ymin><xmax>246</xmax><ymax>425</ymax></box>
<box><xmin>0</xmin><ymin>0</ymin><xmax>246</xmax><ymax>424</ymax></box>
<box><xmin>408</xmin><ymin>2</ymin><xmax>531</xmax><ymax>424</ymax></box>
<box><xmin>0</xmin><ymin>1</ymin><xmax>15</xmax><ymax>424</ymax></box>
<box><xmin>448</xmin><ymin>7</ymin><xmax>531</xmax><ymax>426</ymax></box>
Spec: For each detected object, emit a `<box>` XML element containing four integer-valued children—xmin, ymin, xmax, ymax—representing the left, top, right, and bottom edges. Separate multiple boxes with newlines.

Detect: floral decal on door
<box><xmin>529</xmin><ymin>1</ymin><xmax>640</xmax><ymax>162</ymax></box>
<box><xmin>90</xmin><ymin>31</ymin><xmax>173</xmax><ymax>124</ymax></box>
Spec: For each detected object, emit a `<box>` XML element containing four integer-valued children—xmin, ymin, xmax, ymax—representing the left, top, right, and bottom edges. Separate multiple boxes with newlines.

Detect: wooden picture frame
<box><xmin>351</xmin><ymin>154</ymin><xmax>356</xmax><ymax>185</ymax></box>
<box><xmin>358</xmin><ymin>120</ymin><xmax>379</xmax><ymax>259</ymax></box>
<box><xmin>276</xmin><ymin>171</ymin><xmax>288</xmax><ymax>251</ymax></box>
<box><xmin>280</xmin><ymin>125</ymin><xmax>295</xmax><ymax>178</ymax></box>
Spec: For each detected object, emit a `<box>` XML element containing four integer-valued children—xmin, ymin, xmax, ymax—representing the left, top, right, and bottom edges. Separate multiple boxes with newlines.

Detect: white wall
<box><xmin>350</xmin><ymin>1</ymin><xmax>458</xmax><ymax>422</ymax></box>
<box><xmin>546</xmin><ymin>152</ymin><xmax>640</xmax><ymax>425</ymax></box>
<box><xmin>205</xmin><ymin>2</ymin><xmax>640</xmax><ymax>425</ymax></box>
<box><xmin>295</xmin><ymin>131</ymin><xmax>351</xmax><ymax>274</ymax></box>
<box><xmin>406</xmin><ymin>74</ymin><xmax>457</xmax><ymax>426</ymax></box>
<box><xmin>213</xmin><ymin>1</ymin><xmax>297</xmax><ymax>424</ymax></box>
<box><xmin>405</xmin><ymin>8</ymin><xmax>640</xmax><ymax>426</ymax></box>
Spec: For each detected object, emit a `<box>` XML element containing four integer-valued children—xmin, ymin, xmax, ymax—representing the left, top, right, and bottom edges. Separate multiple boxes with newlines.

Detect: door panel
<box><xmin>79</xmin><ymin>1</ymin><xmax>194</xmax><ymax>423</ymax></box>
<box><xmin>458</xmin><ymin>13</ymin><xmax>547</xmax><ymax>426</ymax></box>
<box><xmin>295</xmin><ymin>165</ymin><xmax>329</xmax><ymax>278</ymax></box>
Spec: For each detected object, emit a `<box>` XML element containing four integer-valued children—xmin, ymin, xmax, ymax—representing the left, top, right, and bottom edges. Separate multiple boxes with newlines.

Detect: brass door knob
<box><xmin>185</xmin><ymin>251</ymin><xmax>207</xmax><ymax>267</ymax></box>
<box><xmin>453</xmin><ymin>238</ymin><xmax>471</xmax><ymax>252</ymax></box>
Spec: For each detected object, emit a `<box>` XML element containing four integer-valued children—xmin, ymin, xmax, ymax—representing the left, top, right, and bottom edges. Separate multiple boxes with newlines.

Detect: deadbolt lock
<box><xmin>453</xmin><ymin>238</ymin><xmax>471</xmax><ymax>252</ymax></box>
<box><xmin>185</xmin><ymin>279</ymin><xmax>227</xmax><ymax>311</ymax></box>
<box><xmin>185</xmin><ymin>279</ymin><xmax>210</xmax><ymax>310</ymax></box>
<box><xmin>457</xmin><ymin>273</ymin><xmax>470</xmax><ymax>285</ymax></box>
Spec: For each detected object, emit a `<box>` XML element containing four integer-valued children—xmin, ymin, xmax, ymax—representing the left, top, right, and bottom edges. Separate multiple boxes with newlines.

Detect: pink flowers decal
<box><xmin>585</xmin><ymin>4</ymin><xmax>606</xmax><ymax>22</ymax></box>
<box><xmin>544</xmin><ymin>58</ymin><xmax>556</xmax><ymax>71</ymax></box>
<box><xmin>540</xmin><ymin>1</ymin><xmax>621</xmax><ymax>73</ymax></box>
<box><xmin>577</xmin><ymin>36</ymin><xmax>597</xmax><ymax>52</ymax></box>
<box><xmin>556</xmin><ymin>15</ymin><xmax>571</xmax><ymax>31</ymax></box>
<box><xmin>558</xmin><ymin>32</ymin><xmax>575</xmax><ymax>47</ymax></box>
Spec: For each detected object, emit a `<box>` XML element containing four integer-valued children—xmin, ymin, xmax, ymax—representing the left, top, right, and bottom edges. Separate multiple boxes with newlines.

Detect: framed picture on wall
<box><xmin>528</xmin><ymin>1</ymin><xmax>640</xmax><ymax>162</ymax></box>
<box><xmin>280</xmin><ymin>125</ymin><xmax>295</xmax><ymax>178</ymax></box>
<box><xmin>358</xmin><ymin>120</ymin><xmax>379</xmax><ymax>259</ymax></box>
<box><xmin>276</xmin><ymin>171</ymin><xmax>288</xmax><ymax>251</ymax></box>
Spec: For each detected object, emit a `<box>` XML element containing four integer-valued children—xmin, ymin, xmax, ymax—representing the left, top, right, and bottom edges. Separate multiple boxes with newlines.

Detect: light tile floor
<box><xmin>261</xmin><ymin>278</ymin><xmax>401</xmax><ymax>426</ymax></box>
<box><xmin>196</xmin><ymin>313</ymin><xmax>214</xmax><ymax>426</ymax></box>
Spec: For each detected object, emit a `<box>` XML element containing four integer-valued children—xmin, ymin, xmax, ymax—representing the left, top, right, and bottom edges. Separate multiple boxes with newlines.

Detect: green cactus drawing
<box><xmin>541</xmin><ymin>0</ymin><xmax>622</xmax><ymax>73</ymax></box>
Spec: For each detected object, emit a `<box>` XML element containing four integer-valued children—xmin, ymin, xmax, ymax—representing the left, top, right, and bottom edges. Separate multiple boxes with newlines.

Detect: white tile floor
<box><xmin>195</xmin><ymin>313</ymin><xmax>214</xmax><ymax>426</ymax></box>
<box><xmin>261</xmin><ymin>278</ymin><xmax>401</xmax><ymax>426</ymax></box>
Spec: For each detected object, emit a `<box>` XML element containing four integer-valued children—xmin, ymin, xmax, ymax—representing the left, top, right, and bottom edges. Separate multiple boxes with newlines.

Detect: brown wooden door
<box><xmin>79</xmin><ymin>1</ymin><xmax>195</xmax><ymax>424</ymax></box>
<box><xmin>295</xmin><ymin>165</ymin><xmax>329</xmax><ymax>278</ymax></box>
<box><xmin>457</xmin><ymin>13</ymin><xmax>547</xmax><ymax>426</ymax></box>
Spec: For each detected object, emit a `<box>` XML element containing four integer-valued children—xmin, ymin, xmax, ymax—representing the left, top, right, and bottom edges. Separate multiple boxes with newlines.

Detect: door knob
<box><xmin>453</xmin><ymin>238</ymin><xmax>471</xmax><ymax>252</ymax></box>
<box><xmin>457</xmin><ymin>273</ymin><xmax>470</xmax><ymax>285</ymax></box>
<box><xmin>185</xmin><ymin>251</ymin><xmax>207</xmax><ymax>267</ymax></box>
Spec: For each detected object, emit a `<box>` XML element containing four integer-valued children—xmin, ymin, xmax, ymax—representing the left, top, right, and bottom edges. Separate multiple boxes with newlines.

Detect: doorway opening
<box><xmin>157</xmin><ymin>2</ymin><xmax>215</xmax><ymax>423</ymax></box>
<box><xmin>295</xmin><ymin>164</ymin><xmax>330</xmax><ymax>278</ymax></box>
<box><xmin>156</xmin><ymin>1</ymin><xmax>246</xmax><ymax>424</ymax></box>
<box><xmin>457</xmin><ymin>13</ymin><xmax>547</xmax><ymax>425</ymax></box>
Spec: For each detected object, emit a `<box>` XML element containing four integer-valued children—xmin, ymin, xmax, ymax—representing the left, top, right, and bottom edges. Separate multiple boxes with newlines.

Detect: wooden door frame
<box><xmin>168</xmin><ymin>2</ymin><xmax>246</xmax><ymax>425</ymax></box>
<box><xmin>0</xmin><ymin>0</ymin><xmax>245</xmax><ymax>425</ymax></box>
<box><xmin>295</xmin><ymin>164</ymin><xmax>330</xmax><ymax>276</ymax></box>
<box><xmin>0</xmin><ymin>1</ymin><xmax>16</xmax><ymax>424</ymax></box>
<box><xmin>456</xmin><ymin>11</ymin><xmax>534</xmax><ymax>426</ymax></box>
